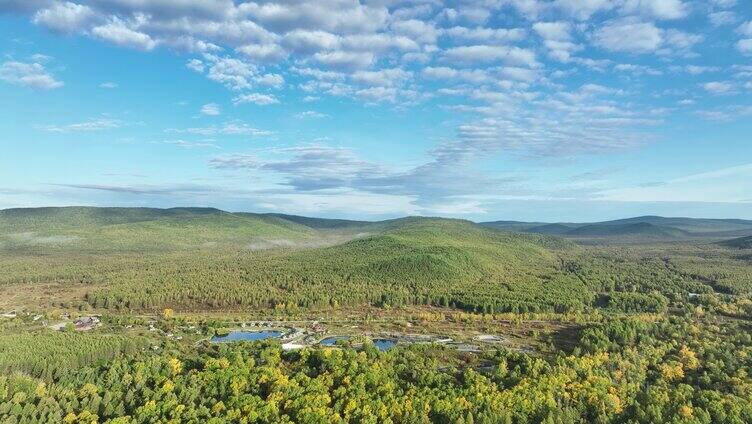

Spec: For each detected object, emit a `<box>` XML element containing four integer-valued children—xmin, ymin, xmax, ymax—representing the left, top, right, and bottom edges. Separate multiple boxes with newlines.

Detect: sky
<box><xmin>0</xmin><ymin>0</ymin><xmax>751</xmax><ymax>222</ymax></box>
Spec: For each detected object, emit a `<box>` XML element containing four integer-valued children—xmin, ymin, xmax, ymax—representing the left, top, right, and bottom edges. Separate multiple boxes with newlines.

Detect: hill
<box><xmin>525</xmin><ymin>223</ymin><xmax>576</xmax><ymax>235</ymax></box>
<box><xmin>481</xmin><ymin>215</ymin><xmax>752</xmax><ymax>240</ymax></box>
<box><xmin>259</xmin><ymin>213</ymin><xmax>371</xmax><ymax>230</ymax></box>
<box><xmin>565</xmin><ymin>222</ymin><xmax>688</xmax><ymax>238</ymax></box>
<box><xmin>0</xmin><ymin>206</ymin><xmax>316</xmax><ymax>251</ymax></box>
<box><xmin>595</xmin><ymin>216</ymin><xmax>752</xmax><ymax>234</ymax></box>
<box><xmin>28</xmin><ymin>215</ymin><xmax>590</xmax><ymax>313</ymax></box>
<box><xmin>719</xmin><ymin>236</ymin><xmax>752</xmax><ymax>249</ymax></box>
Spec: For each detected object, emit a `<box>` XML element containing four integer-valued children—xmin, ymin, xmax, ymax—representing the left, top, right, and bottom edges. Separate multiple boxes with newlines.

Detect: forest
<box><xmin>1</xmin><ymin>207</ymin><xmax>751</xmax><ymax>423</ymax></box>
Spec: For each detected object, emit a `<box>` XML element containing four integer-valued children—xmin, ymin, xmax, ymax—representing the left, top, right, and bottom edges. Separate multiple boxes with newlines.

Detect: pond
<box><xmin>372</xmin><ymin>339</ymin><xmax>397</xmax><ymax>351</ymax></box>
<box><xmin>319</xmin><ymin>336</ymin><xmax>350</xmax><ymax>346</ymax></box>
<box><xmin>211</xmin><ymin>330</ymin><xmax>283</xmax><ymax>343</ymax></box>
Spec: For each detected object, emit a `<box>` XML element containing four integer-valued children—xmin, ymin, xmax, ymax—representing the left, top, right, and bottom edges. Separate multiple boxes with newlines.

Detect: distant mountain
<box><xmin>719</xmin><ymin>236</ymin><xmax>752</xmax><ymax>249</ymax></box>
<box><xmin>525</xmin><ymin>223</ymin><xmax>576</xmax><ymax>235</ymax></box>
<box><xmin>480</xmin><ymin>220</ymin><xmax>545</xmax><ymax>232</ymax></box>
<box><xmin>565</xmin><ymin>222</ymin><xmax>688</xmax><ymax>238</ymax></box>
<box><xmin>594</xmin><ymin>216</ymin><xmax>752</xmax><ymax>234</ymax></box>
<box><xmin>260</xmin><ymin>213</ymin><xmax>371</xmax><ymax>230</ymax></box>
<box><xmin>0</xmin><ymin>206</ymin><xmax>315</xmax><ymax>251</ymax></box>
<box><xmin>481</xmin><ymin>215</ymin><xmax>752</xmax><ymax>239</ymax></box>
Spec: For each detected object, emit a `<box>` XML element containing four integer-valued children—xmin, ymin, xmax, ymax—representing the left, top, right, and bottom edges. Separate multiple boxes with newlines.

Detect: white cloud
<box><xmin>255</xmin><ymin>73</ymin><xmax>284</xmax><ymax>88</ymax></box>
<box><xmin>312</xmin><ymin>50</ymin><xmax>374</xmax><ymax>71</ymax></box>
<box><xmin>738</xmin><ymin>39</ymin><xmax>752</xmax><ymax>55</ymax></box>
<box><xmin>236</xmin><ymin>43</ymin><xmax>288</xmax><ymax>62</ymax></box>
<box><xmin>166</xmin><ymin>121</ymin><xmax>273</xmax><ymax>137</ymax></box>
<box><xmin>532</xmin><ymin>21</ymin><xmax>571</xmax><ymax>41</ymax></box>
<box><xmin>391</xmin><ymin>19</ymin><xmax>440</xmax><ymax>44</ymax></box>
<box><xmin>683</xmin><ymin>65</ymin><xmax>719</xmax><ymax>75</ymax></box>
<box><xmin>99</xmin><ymin>81</ymin><xmax>118</xmax><ymax>88</ymax></box>
<box><xmin>0</xmin><ymin>60</ymin><xmax>63</xmax><ymax>90</ymax></box>
<box><xmin>201</xmin><ymin>103</ymin><xmax>220</xmax><ymax>115</ymax></box>
<box><xmin>295</xmin><ymin>110</ymin><xmax>328</xmax><ymax>119</ymax></box>
<box><xmin>351</xmin><ymin>68</ymin><xmax>411</xmax><ymax>87</ymax></box>
<box><xmin>185</xmin><ymin>58</ymin><xmax>204</xmax><ymax>73</ymax></box>
<box><xmin>163</xmin><ymin>140</ymin><xmax>220</xmax><ymax>149</ymax></box>
<box><xmin>738</xmin><ymin>21</ymin><xmax>752</xmax><ymax>37</ymax></box>
<box><xmin>709</xmin><ymin>11</ymin><xmax>736</xmax><ymax>27</ymax></box>
<box><xmin>592</xmin><ymin>19</ymin><xmax>701</xmax><ymax>55</ymax></box>
<box><xmin>443</xmin><ymin>26</ymin><xmax>526</xmax><ymax>43</ymax></box>
<box><xmin>619</xmin><ymin>0</ymin><xmax>688</xmax><ymax>20</ymax></box>
<box><xmin>202</xmin><ymin>55</ymin><xmax>256</xmax><ymax>90</ymax></box>
<box><xmin>422</xmin><ymin>67</ymin><xmax>490</xmax><ymax>83</ymax></box>
<box><xmin>533</xmin><ymin>21</ymin><xmax>581</xmax><ymax>61</ymax></box>
<box><xmin>593</xmin><ymin>19</ymin><xmax>662</xmax><ymax>53</ymax></box>
<box><xmin>32</xmin><ymin>1</ymin><xmax>95</xmax><ymax>33</ymax></box>
<box><xmin>702</xmin><ymin>81</ymin><xmax>734</xmax><ymax>94</ymax></box>
<box><xmin>443</xmin><ymin>45</ymin><xmax>537</xmax><ymax>66</ymax></box>
<box><xmin>40</xmin><ymin>118</ymin><xmax>122</xmax><ymax>132</ymax></box>
<box><xmin>554</xmin><ymin>0</ymin><xmax>614</xmax><ymax>20</ymax></box>
<box><xmin>91</xmin><ymin>19</ymin><xmax>157</xmax><ymax>50</ymax></box>
<box><xmin>232</xmin><ymin>93</ymin><xmax>280</xmax><ymax>106</ymax></box>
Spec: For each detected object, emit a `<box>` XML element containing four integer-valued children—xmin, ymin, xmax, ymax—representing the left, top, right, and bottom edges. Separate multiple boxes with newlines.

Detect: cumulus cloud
<box><xmin>0</xmin><ymin>60</ymin><xmax>63</xmax><ymax>89</ymax></box>
<box><xmin>533</xmin><ymin>21</ymin><xmax>581</xmax><ymax>61</ymax></box>
<box><xmin>443</xmin><ymin>45</ymin><xmax>537</xmax><ymax>66</ymax></box>
<box><xmin>593</xmin><ymin>19</ymin><xmax>662</xmax><ymax>53</ymax></box>
<box><xmin>32</xmin><ymin>1</ymin><xmax>96</xmax><ymax>33</ymax></box>
<box><xmin>91</xmin><ymin>19</ymin><xmax>157</xmax><ymax>50</ymax></box>
<box><xmin>618</xmin><ymin>0</ymin><xmax>688</xmax><ymax>20</ymax></box>
<box><xmin>312</xmin><ymin>50</ymin><xmax>374</xmax><ymax>71</ymax></box>
<box><xmin>7</xmin><ymin>0</ymin><xmax>750</xmax><ymax>213</ymax></box>
<box><xmin>702</xmin><ymin>81</ymin><xmax>734</xmax><ymax>94</ymax></box>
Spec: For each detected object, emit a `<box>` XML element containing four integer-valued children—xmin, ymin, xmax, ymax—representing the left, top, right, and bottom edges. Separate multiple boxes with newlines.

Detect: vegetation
<box><xmin>1</xmin><ymin>207</ymin><xmax>751</xmax><ymax>423</ymax></box>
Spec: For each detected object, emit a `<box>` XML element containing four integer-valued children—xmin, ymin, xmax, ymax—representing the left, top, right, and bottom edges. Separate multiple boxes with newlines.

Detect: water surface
<box><xmin>373</xmin><ymin>339</ymin><xmax>397</xmax><ymax>351</ymax></box>
<box><xmin>211</xmin><ymin>330</ymin><xmax>282</xmax><ymax>343</ymax></box>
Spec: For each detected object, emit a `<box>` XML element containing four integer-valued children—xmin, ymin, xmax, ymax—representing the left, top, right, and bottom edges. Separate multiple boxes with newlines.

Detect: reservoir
<box><xmin>373</xmin><ymin>339</ymin><xmax>396</xmax><ymax>351</ymax></box>
<box><xmin>211</xmin><ymin>330</ymin><xmax>283</xmax><ymax>343</ymax></box>
<box><xmin>320</xmin><ymin>336</ymin><xmax>350</xmax><ymax>346</ymax></box>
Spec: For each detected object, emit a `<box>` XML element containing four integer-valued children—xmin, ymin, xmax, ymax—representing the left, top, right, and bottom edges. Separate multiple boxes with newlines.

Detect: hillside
<box><xmin>719</xmin><ymin>236</ymin><xmax>752</xmax><ymax>249</ymax></box>
<box><xmin>2</xmin><ymin>207</ymin><xmax>749</xmax><ymax>314</ymax></box>
<box><xmin>79</xmin><ymin>217</ymin><xmax>590</xmax><ymax>313</ymax></box>
<box><xmin>260</xmin><ymin>213</ymin><xmax>371</xmax><ymax>230</ymax></box>
<box><xmin>565</xmin><ymin>222</ymin><xmax>688</xmax><ymax>238</ymax></box>
<box><xmin>525</xmin><ymin>223</ymin><xmax>575</xmax><ymax>235</ymax></box>
<box><xmin>0</xmin><ymin>206</ymin><xmax>316</xmax><ymax>251</ymax></box>
<box><xmin>481</xmin><ymin>215</ymin><xmax>752</xmax><ymax>240</ymax></box>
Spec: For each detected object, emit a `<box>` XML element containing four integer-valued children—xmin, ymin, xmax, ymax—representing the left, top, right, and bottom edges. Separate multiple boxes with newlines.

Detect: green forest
<box><xmin>1</xmin><ymin>207</ymin><xmax>751</xmax><ymax>423</ymax></box>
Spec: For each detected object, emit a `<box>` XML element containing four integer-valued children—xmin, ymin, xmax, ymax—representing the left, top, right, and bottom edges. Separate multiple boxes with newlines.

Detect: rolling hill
<box><xmin>481</xmin><ymin>215</ymin><xmax>752</xmax><ymax>240</ymax></box>
<box><xmin>3</xmin><ymin>206</ymin><xmax>750</xmax><ymax>313</ymax></box>
<box><xmin>80</xmin><ymin>217</ymin><xmax>591</xmax><ymax>313</ymax></box>
<box><xmin>0</xmin><ymin>206</ymin><xmax>316</xmax><ymax>251</ymax></box>
<box><xmin>719</xmin><ymin>236</ymin><xmax>752</xmax><ymax>249</ymax></box>
<box><xmin>565</xmin><ymin>222</ymin><xmax>689</xmax><ymax>238</ymax></box>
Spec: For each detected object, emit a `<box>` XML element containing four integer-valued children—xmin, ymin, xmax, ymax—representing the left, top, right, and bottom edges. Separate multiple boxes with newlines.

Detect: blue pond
<box><xmin>211</xmin><ymin>330</ymin><xmax>282</xmax><ymax>343</ymax></box>
<box><xmin>373</xmin><ymin>339</ymin><xmax>397</xmax><ymax>351</ymax></box>
<box><xmin>320</xmin><ymin>336</ymin><xmax>349</xmax><ymax>346</ymax></box>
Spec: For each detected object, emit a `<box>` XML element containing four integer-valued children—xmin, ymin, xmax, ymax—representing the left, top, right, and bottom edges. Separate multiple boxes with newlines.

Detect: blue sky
<box><xmin>0</xmin><ymin>0</ymin><xmax>751</xmax><ymax>222</ymax></box>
